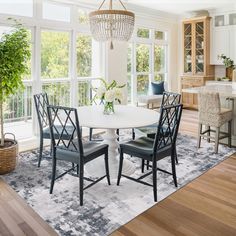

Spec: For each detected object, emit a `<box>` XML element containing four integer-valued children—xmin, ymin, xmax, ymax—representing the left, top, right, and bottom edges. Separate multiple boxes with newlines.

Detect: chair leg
<box><xmin>50</xmin><ymin>141</ymin><xmax>53</xmax><ymax>157</ymax></box>
<box><xmin>152</xmin><ymin>160</ymin><xmax>157</xmax><ymax>202</ymax></box>
<box><xmin>147</xmin><ymin>161</ymin><xmax>150</xmax><ymax>170</ymax></box>
<box><xmin>38</xmin><ymin>136</ymin><xmax>43</xmax><ymax>167</ymax></box>
<box><xmin>116</xmin><ymin>129</ymin><xmax>119</xmax><ymax>141</ymax></box>
<box><xmin>228</xmin><ymin>120</ymin><xmax>232</xmax><ymax>148</ymax></box>
<box><xmin>117</xmin><ymin>150</ymin><xmax>124</xmax><ymax>185</ymax></box>
<box><xmin>215</xmin><ymin>127</ymin><xmax>220</xmax><ymax>154</ymax></box>
<box><xmin>174</xmin><ymin>145</ymin><xmax>178</xmax><ymax>164</ymax></box>
<box><xmin>171</xmin><ymin>150</ymin><xmax>178</xmax><ymax>187</ymax></box>
<box><xmin>197</xmin><ymin>124</ymin><xmax>202</xmax><ymax>148</ymax></box>
<box><xmin>76</xmin><ymin>164</ymin><xmax>79</xmax><ymax>176</ymax></box>
<box><xmin>50</xmin><ymin>157</ymin><xmax>56</xmax><ymax>194</ymax></box>
<box><xmin>89</xmin><ymin>128</ymin><xmax>93</xmax><ymax>141</ymax></box>
<box><xmin>207</xmin><ymin>125</ymin><xmax>210</xmax><ymax>143</ymax></box>
<box><xmin>79</xmin><ymin>162</ymin><xmax>84</xmax><ymax>206</ymax></box>
<box><xmin>141</xmin><ymin>159</ymin><xmax>145</xmax><ymax>173</ymax></box>
<box><xmin>132</xmin><ymin>128</ymin><xmax>135</xmax><ymax>140</ymax></box>
<box><xmin>104</xmin><ymin>151</ymin><xmax>111</xmax><ymax>185</ymax></box>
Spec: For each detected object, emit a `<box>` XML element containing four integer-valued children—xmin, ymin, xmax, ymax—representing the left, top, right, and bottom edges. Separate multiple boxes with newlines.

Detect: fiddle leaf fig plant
<box><xmin>0</xmin><ymin>20</ymin><xmax>31</xmax><ymax>147</ymax></box>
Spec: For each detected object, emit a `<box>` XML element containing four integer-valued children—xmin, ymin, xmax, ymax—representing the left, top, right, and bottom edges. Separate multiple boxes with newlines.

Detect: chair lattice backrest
<box><xmin>161</xmin><ymin>91</ymin><xmax>181</xmax><ymax>107</ymax></box>
<box><xmin>153</xmin><ymin>104</ymin><xmax>183</xmax><ymax>154</ymax></box>
<box><xmin>34</xmin><ymin>93</ymin><xmax>50</xmax><ymax>130</ymax></box>
<box><xmin>47</xmin><ymin>105</ymin><xmax>83</xmax><ymax>154</ymax></box>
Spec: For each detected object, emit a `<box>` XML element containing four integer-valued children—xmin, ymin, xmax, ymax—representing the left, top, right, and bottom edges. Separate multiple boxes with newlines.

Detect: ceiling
<box><xmin>75</xmin><ymin>0</ymin><xmax>236</xmax><ymax>15</ymax></box>
<box><xmin>126</xmin><ymin>0</ymin><xmax>236</xmax><ymax>15</ymax></box>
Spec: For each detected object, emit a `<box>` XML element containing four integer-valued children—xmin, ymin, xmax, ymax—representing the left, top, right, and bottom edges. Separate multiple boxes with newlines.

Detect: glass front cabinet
<box><xmin>181</xmin><ymin>16</ymin><xmax>214</xmax><ymax>109</ymax></box>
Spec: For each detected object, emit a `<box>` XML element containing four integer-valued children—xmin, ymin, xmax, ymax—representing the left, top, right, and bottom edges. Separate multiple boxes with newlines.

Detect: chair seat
<box><xmin>120</xmin><ymin>137</ymin><xmax>154</xmax><ymax>157</ymax></box>
<box><xmin>199</xmin><ymin>108</ymin><xmax>233</xmax><ymax>127</ymax></box>
<box><xmin>56</xmin><ymin>141</ymin><xmax>108</xmax><ymax>163</ymax></box>
<box><xmin>43</xmin><ymin>125</ymin><xmax>75</xmax><ymax>140</ymax></box>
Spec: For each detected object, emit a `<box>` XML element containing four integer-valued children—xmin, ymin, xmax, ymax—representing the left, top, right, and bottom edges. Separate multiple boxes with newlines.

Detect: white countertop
<box><xmin>182</xmin><ymin>82</ymin><xmax>236</xmax><ymax>98</ymax></box>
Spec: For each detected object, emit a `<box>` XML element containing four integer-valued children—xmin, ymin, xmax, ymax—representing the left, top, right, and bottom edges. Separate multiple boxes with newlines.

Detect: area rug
<box><xmin>2</xmin><ymin>132</ymin><xmax>235</xmax><ymax>236</ymax></box>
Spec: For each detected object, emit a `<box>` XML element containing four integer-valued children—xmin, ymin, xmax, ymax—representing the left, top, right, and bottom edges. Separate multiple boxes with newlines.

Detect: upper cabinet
<box><xmin>183</xmin><ymin>16</ymin><xmax>213</xmax><ymax>76</ymax></box>
<box><xmin>211</xmin><ymin>12</ymin><xmax>236</xmax><ymax>64</ymax></box>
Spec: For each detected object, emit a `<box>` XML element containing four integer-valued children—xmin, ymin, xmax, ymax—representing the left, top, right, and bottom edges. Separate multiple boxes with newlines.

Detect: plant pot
<box><xmin>0</xmin><ymin>139</ymin><xmax>18</xmax><ymax>175</ymax></box>
<box><xmin>226</xmin><ymin>67</ymin><xmax>233</xmax><ymax>80</ymax></box>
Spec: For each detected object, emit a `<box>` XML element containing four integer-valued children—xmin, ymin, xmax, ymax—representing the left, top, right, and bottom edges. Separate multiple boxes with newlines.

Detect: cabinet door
<box><xmin>183</xmin><ymin>23</ymin><xmax>193</xmax><ymax>74</ymax></box>
<box><xmin>211</xmin><ymin>27</ymin><xmax>230</xmax><ymax>64</ymax></box>
<box><xmin>230</xmin><ymin>26</ymin><xmax>236</xmax><ymax>63</ymax></box>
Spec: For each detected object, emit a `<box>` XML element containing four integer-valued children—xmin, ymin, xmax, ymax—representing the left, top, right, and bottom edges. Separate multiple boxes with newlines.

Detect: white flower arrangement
<box><xmin>94</xmin><ymin>79</ymin><xmax>126</xmax><ymax>104</ymax></box>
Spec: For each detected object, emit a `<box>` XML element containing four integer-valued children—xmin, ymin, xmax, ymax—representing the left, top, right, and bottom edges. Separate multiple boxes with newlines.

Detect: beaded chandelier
<box><xmin>89</xmin><ymin>0</ymin><xmax>135</xmax><ymax>49</ymax></box>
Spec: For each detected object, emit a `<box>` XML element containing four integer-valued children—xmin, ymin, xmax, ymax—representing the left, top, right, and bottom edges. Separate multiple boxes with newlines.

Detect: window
<box><xmin>77</xmin><ymin>34</ymin><xmax>92</xmax><ymax>77</ymax></box>
<box><xmin>128</xmin><ymin>28</ymin><xmax>168</xmax><ymax>103</ymax></box>
<box><xmin>0</xmin><ymin>0</ymin><xmax>33</xmax><ymax>17</ymax></box>
<box><xmin>78</xmin><ymin>9</ymin><xmax>89</xmax><ymax>24</ymax></box>
<box><xmin>137</xmin><ymin>28</ymin><xmax>150</xmax><ymax>38</ymax></box>
<box><xmin>41</xmin><ymin>30</ymin><xmax>69</xmax><ymax>79</ymax></box>
<box><xmin>155</xmin><ymin>31</ymin><xmax>166</xmax><ymax>40</ymax></box>
<box><xmin>43</xmin><ymin>1</ymin><xmax>70</xmax><ymax>22</ymax></box>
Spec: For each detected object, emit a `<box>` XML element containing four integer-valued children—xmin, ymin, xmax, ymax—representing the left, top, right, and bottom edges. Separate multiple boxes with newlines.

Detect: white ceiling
<box><xmin>75</xmin><ymin>0</ymin><xmax>236</xmax><ymax>15</ymax></box>
<box><xmin>126</xmin><ymin>0</ymin><xmax>236</xmax><ymax>15</ymax></box>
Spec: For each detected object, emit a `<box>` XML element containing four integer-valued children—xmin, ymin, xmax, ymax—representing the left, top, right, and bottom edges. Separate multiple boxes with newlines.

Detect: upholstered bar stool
<box><xmin>197</xmin><ymin>92</ymin><xmax>233</xmax><ymax>153</ymax></box>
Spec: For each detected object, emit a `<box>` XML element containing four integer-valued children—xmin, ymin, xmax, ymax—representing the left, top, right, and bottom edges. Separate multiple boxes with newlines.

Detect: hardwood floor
<box><xmin>0</xmin><ymin>178</ymin><xmax>57</xmax><ymax>236</ymax></box>
<box><xmin>111</xmin><ymin>110</ymin><xmax>236</xmax><ymax>236</ymax></box>
<box><xmin>111</xmin><ymin>154</ymin><xmax>236</xmax><ymax>236</ymax></box>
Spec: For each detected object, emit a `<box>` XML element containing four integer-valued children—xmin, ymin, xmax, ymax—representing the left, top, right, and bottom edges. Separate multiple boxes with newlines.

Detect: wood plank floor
<box><xmin>0</xmin><ymin>178</ymin><xmax>58</xmax><ymax>236</ymax></box>
<box><xmin>111</xmin><ymin>109</ymin><xmax>236</xmax><ymax>236</ymax></box>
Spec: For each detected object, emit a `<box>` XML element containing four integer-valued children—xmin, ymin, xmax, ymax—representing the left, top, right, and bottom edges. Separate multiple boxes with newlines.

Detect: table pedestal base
<box><xmin>85</xmin><ymin>129</ymin><xmax>135</xmax><ymax>180</ymax></box>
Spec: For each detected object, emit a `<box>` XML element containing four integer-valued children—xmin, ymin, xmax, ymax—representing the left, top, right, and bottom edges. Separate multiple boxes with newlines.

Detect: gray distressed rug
<box><xmin>2</xmin><ymin>132</ymin><xmax>235</xmax><ymax>236</ymax></box>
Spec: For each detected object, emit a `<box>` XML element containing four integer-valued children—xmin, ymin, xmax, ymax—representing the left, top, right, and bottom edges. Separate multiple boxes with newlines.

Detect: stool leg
<box><xmin>228</xmin><ymin>120</ymin><xmax>232</xmax><ymax>148</ymax></box>
<box><xmin>197</xmin><ymin>124</ymin><xmax>202</xmax><ymax>148</ymax></box>
<box><xmin>215</xmin><ymin>127</ymin><xmax>220</xmax><ymax>154</ymax></box>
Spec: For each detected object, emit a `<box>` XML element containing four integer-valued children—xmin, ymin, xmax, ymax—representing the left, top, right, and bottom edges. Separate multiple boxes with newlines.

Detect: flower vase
<box><xmin>103</xmin><ymin>101</ymin><xmax>114</xmax><ymax>115</ymax></box>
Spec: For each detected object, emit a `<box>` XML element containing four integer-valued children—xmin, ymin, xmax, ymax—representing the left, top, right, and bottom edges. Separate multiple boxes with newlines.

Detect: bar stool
<box><xmin>197</xmin><ymin>92</ymin><xmax>233</xmax><ymax>153</ymax></box>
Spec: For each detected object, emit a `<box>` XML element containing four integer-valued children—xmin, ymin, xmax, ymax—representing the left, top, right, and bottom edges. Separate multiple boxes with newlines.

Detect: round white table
<box><xmin>77</xmin><ymin>105</ymin><xmax>159</xmax><ymax>179</ymax></box>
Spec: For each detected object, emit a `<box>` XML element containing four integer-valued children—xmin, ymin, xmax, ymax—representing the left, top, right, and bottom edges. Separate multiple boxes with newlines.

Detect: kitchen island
<box><xmin>182</xmin><ymin>81</ymin><xmax>236</xmax><ymax>146</ymax></box>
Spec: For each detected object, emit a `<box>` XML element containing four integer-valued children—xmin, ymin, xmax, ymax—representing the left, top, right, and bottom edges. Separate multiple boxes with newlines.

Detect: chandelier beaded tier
<box><xmin>89</xmin><ymin>0</ymin><xmax>135</xmax><ymax>49</ymax></box>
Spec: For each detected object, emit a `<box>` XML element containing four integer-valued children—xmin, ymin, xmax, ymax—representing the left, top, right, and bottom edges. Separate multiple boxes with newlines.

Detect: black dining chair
<box><xmin>34</xmin><ymin>93</ymin><xmax>74</xmax><ymax>167</ymax></box>
<box><xmin>47</xmin><ymin>105</ymin><xmax>110</xmax><ymax>206</ymax></box>
<box><xmin>117</xmin><ymin>104</ymin><xmax>183</xmax><ymax>202</ymax></box>
<box><xmin>134</xmin><ymin>92</ymin><xmax>181</xmax><ymax>169</ymax></box>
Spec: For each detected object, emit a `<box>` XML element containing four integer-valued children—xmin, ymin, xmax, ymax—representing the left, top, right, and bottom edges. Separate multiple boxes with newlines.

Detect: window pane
<box><xmin>0</xmin><ymin>0</ymin><xmax>33</xmax><ymax>17</ymax></box>
<box><xmin>78</xmin><ymin>9</ymin><xmax>89</xmax><ymax>24</ymax></box>
<box><xmin>78</xmin><ymin>80</ymin><xmax>91</xmax><ymax>106</ymax></box>
<box><xmin>154</xmin><ymin>74</ymin><xmax>165</xmax><ymax>82</ymax></box>
<box><xmin>43</xmin><ymin>2</ymin><xmax>70</xmax><ymax>22</ymax></box>
<box><xmin>127</xmin><ymin>44</ymin><xmax>132</xmax><ymax>73</ymax></box>
<box><xmin>154</xmin><ymin>45</ymin><xmax>166</xmax><ymax>72</ymax></box>
<box><xmin>155</xmin><ymin>31</ymin><xmax>166</xmax><ymax>40</ymax></box>
<box><xmin>137</xmin><ymin>75</ymin><xmax>149</xmax><ymax>95</ymax></box>
<box><xmin>42</xmin><ymin>82</ymin><xmax>70</xmax><ymax>106</ymax></box>
<box><xmin>77</xmin><ymin>34</ymin><xmax>92</xmax><ymax>77</ymax></box>
<box><xmin>137</xmin><ymin>28</ymin><xmax>150</xmax><ymax>38</ymax></box>
<box><xmin>127</xmin><ymin>74</ymin><xmax>131</xmax><ymax>103</ymax></box>
<box><xmin>136</xmin><ymin>44</ymin><xmax>150</xmax><ymax>72</ymax></box>
<box><xmin>41</xmin><ymin>31</ymin><xmax>69</xmax><ymax>79</ymax></box>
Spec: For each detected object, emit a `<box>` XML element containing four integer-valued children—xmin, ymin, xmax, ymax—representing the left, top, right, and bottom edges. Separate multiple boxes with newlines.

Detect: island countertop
<box><xmin>182</xmin><ymin>81</ymin><xmax>236</xmax><ymax>98</ymax></box>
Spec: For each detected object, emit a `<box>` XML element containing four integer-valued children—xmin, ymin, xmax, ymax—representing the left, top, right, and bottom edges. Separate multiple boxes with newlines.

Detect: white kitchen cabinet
<box><xmin>230</xmin><ymin>25</ymin><xmax>236</xmax><ymax>63</ymax></box>
<box><xmin>211</xmin><ymin>27</ymin><xmax>230</xmax><ymax>64</ymax></box>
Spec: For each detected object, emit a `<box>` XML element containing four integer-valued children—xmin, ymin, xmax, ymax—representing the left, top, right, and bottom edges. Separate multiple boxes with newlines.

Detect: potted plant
<box><xmin>218</xmin><ymin>54</ymin><xmax>235</xmax><ymax>80</ymax></box>
<box><xmin>0</xmin><ymin>21</ymin><xmax>31</xmax><ymax>174</ymax></box>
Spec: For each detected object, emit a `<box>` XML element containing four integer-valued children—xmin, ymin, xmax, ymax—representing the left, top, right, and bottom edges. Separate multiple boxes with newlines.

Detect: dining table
<box><xmin>77</xmin><ymin>105</ymin><xmax>159</xmax><ymax>179</ymax></box>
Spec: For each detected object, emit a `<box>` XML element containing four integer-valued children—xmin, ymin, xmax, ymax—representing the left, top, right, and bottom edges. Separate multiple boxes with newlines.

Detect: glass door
<box><xmin>184</xmin><ymin>23</ymin><xmax>192</xmax><ymax>74</ymax></box>
<box><xmin>195</xmin><ymin>21</ymin><xmax>204</xmax><ymax>74</ymax></box>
